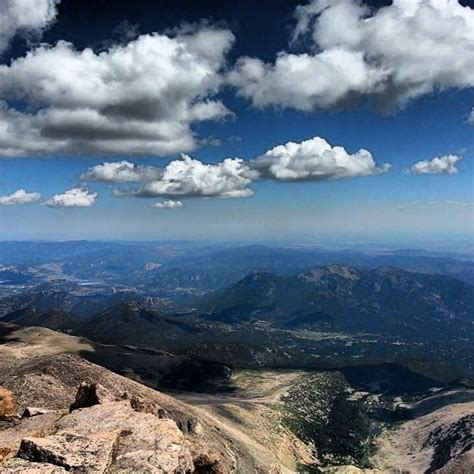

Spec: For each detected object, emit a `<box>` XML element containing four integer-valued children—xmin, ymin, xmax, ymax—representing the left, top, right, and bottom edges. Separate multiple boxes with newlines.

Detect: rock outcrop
<box><xmin>0</xmin><ymin>324</ymin><xmax>314</xmax><ymax>472</ymax></box>
<box><xmin>426</xmin><ymin>414</ymin><xmax>474</xmax><ymax>473</ymax></box>
<box><xmin>0</xmin><ymin>353</ymin><xmax>241</xmax><ymax>472</ymax></box>
<box><xmin>0</xmin><ymin>388</ymin><xmax>15</xmax><ymax>418</ymax></box>
<box><xmin>17</xmin><ymin>432</ymin><xmax>119</xmax><ymax>473</ymax></box>
<box><xmin>69</xmin><ymin>382</ymin><xmax>114</xmax><ymax>412</ymax></box>
<box><xmin>372</xmin><ymin>389</ymin><xmax>474</xmax><ymax>473</ymax></box>
<box><xmin>2</xmin><ymin>381</ymin><xmax>226</xmax><ymax>473</ymax></box>
<box><xmin>2</xmin><ymin>460</ymin><xmax>67</xmax><ymax>473</ymax></box>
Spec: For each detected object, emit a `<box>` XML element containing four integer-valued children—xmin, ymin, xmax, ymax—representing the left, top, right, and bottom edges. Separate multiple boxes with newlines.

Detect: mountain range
<box><xmin>198</xmin><ymin>264</ymin><xmax>474</xmax><ymax>340</ymax></box>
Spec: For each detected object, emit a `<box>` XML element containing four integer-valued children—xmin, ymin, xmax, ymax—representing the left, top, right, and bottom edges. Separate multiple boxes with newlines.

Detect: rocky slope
<box><xmin>1</xmin><ymin>322</ymin><xmax>474</xmax><ymax>472</ymax></box>
<box><xmin>0</xmin><ymin>323</ymin><xmax>311</xmax><ymax>472</ymax></box>
<box><xmin>0</xmin><ymin>354</ymin><xmax>237</xmax><ymax>471</ymax></box>
<box><xmin>0</xmin><ymin>322</ymin><xmax>229</xmax><ymax>390</ymax></box>
<box><xmin>373</xmin><ymin>389</ymin><xmax>474</xmax><ymax>473</ymax></box>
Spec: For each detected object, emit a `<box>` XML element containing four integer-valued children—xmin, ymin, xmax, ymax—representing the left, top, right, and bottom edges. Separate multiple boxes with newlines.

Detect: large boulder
<box><xmin>5</xmin><ymin>400</ymin><xmax>197</xmax><ymax>472</ymax></box>
<box><xmin>124</xmin><ymin>392</ymin><xmax>166</xmax><ymax>416</ymax></box>
<box><xmin>0</xmin><ymin>353</ymin><xmax>237</xmax><ymax>471</ymax></box>
<box><xmin>17</xmin><ymin>432</ymin><xmax>118</xmax><ymax>473</ymax></box>
<box><xmin>69</xmin><ymin>382</ymin><xmax>114</xmax><ymax>412</ymax></box>
<box><xmin>5</xmin><ymin>379</ymin><xmax>197</xmax><ymax>473</ymax></box>
<box><xmin>56</xmin><ymin>400</ymin><xmax>194</xmax><ymax>472</ymax></box>
<box><xmin>1</xmin><ymin>460</ymin><xmax>66</xmax><ymax>473</ymax></box>
<box><xmin>0</xmin><ymin>412</ymin><xmax>64</xmax><ymax>466</ymax></box>
<box><xmin>0</xmin><ymin>387</ymin><xmax>16</xmax><ymax>418</ymax></box>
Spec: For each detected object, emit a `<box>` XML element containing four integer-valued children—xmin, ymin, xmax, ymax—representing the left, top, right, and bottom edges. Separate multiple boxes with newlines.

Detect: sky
<box><xmin>0</xmin><ymin>0</ymin><xmax>473</xmax><ymax>243</ymax></box>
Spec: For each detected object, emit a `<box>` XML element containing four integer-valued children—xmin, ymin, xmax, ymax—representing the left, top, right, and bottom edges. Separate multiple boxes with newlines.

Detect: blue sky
<box><xmin>0</xmin><ymin>0</ymin><xmax>473</xmax><ymax>243</ymax></box>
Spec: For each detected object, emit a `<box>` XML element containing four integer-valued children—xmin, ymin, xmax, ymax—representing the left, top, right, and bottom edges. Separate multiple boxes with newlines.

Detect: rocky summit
<box><xmin>0</xmin><ymin>353</ymin><xmax>237</xmax><ymax>473</ymax></box>
<box><xmin>0</xmin><ymin>378</ymin><xmax>230</xmax><ymax>473</ymax></box>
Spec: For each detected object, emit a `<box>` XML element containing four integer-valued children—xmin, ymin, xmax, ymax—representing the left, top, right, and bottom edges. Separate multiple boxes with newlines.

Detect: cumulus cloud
<box><xmin>229</xmin><ymin>0</ymin><xmax>474</xmax><ymax>111</ymax></box>
<box><xmin>251</xmin><ymin>136</ymin><xmax>390</xmax><ymax>181</ymax></box>
<box><xmin>0</xmin><ymin>0</ymin><xmax>60</xmax><ymax>54</ymax></box>
<box><xmin>80</xmin><ymin>161</ymin><xmax>162</xmax><ymax>183</ymax></box>
<box><xmin>229</xmin><ymin>49</ymin><xmax>382</xmax><ymax>111</ymax></box>
<box><xmin>0</xmin><ymin>189</ymin><xmax>41</xmax><ymax>205</ymax></box>
<box><xmin>83</xmin><ymin>136</ymin><xmax>388</xmax><ymax>200</ymax></box>
<box><xmin>44</xmin><ymin>187</ymin><xmax>98</xmax><ymax>207</ymax></box>
<box><xmin>409</xmin><ymin>154</ymin><xmax>461</xmax><ymax>175</ymax></box>
<box><xmin>113</xmin><ymin>154</ymin><xmax>255</xmax><ymax>198</ymax></box>
<box><xmin>151</xmin><ymin>199</ymin><xmax>183</xmax><ymax>209</ymax></box>
<box><xmin>0</xmin><ymin>24</ymin><xmax>234</xmax><ymax>156</ymax></box>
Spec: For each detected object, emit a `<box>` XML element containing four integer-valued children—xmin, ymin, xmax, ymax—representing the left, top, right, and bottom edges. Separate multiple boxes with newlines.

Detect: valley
<box><xmin>0</xmin><ymin>241</ymin><xmax>473</xmax><ymax>472</ymax></box>
<box><xmin>1</xmin><ymin>321</ymin><xmax>473</xmax><ymax>472</ymax></box>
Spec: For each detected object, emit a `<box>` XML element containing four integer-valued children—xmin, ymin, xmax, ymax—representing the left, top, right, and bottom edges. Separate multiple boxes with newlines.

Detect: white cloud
<box><xmin>84</xmin><ymin>136</ymin><xmax>388</xmax><ymax>199</ymax></box>
<box><xmin>0</xmin><ymin>188</ymin><xmax>41</xmax><ymax>205</ymax></box>
<box><xmin>80</xmin><ymin>161</ymin><xmax>162</xmax><ymax>183</ymax></box>
<box><xmin>229</xmin><ymin>49</ymin><xmax>383</xmax><ymax>111</ymax></box>
<box><xmin>44</xmin><ymin>187</ymin><xmax>98</xmax><ymax>207</ymax></box>
<box><xmin>468</xmin><ymin>107</ymin><xmax>474</xmax><ymax>125</ymax></box>
<box><xmin>396</xmin><ymin>200</ymin><xmax>473</xmax><ymax>211</ymax></box>
<box><xmin>114</xmin><ymin>154</ymin><xmax>255</xmax><ymax>198</ymax></box>
<box><xmin>0</xmin><ymin>0</ymin><xmax>60</xmax><ymax>54</ymax></box>
<box><xmin>151</xmin><ymin>199</ymin><xmax>183</xmax><ymax>209</ymax></box>
<box><xmin>199</xmin><ymin>136</ymin><xmax>223</xmax><ymax>147</ymax></box>
<box><xmin>0</xmin><ymin>25</ymin><xmax>234</xmax><ymax>156</ymax></box>
<box><xmin>251</xmin><ymin>136</ymin><xmax>390</xmax><ymax>181</ymax></box>
<box><xmin>409</xmin><ymin>154</ymin><xmax>461</xmax><ymax>175</ymax></box>
<box><xmin>229</xmin><ymin>0</ymin><xmax>474</xmax><ymax>110</ymax></box>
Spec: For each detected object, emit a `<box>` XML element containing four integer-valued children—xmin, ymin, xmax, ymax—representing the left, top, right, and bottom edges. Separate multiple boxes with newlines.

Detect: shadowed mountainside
<box><xmin>0</xmin><ymin>322</ymin><xmax>229</xmax><ymax>391</ymax></box>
